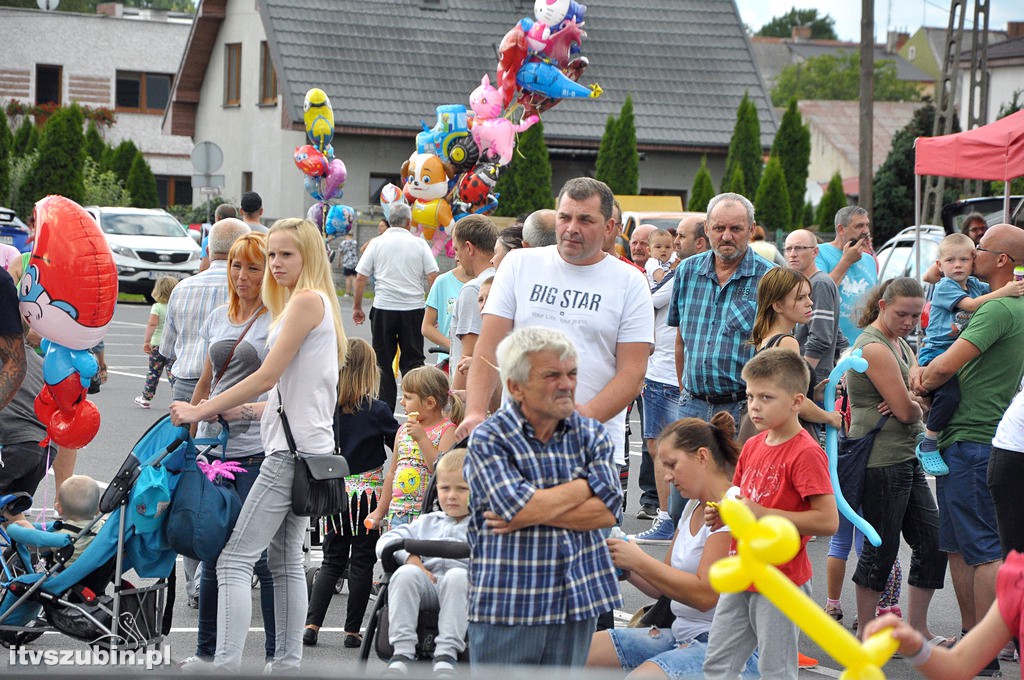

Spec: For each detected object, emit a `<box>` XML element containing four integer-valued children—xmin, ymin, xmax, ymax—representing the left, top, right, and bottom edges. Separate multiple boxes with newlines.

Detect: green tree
<box><xmin>688</xmin><ymin>156</ymin><xmax>716</xmax><ymax>211</ymax></box>
<box><xmin>104</xmin><ymin>139</ymin><xmax>140</xmax><ymax>184</ymax></box>
<box><xmin>12</xmin><ymin>119</ymin><xmax>37</xmax><ymax>157</ymax></box>
<box><xmin>721</xmin><ymin>93</ymin><xmax>762</xmax><ymax>198</ymax></box>
<box><xmin>0</xmin><ymin>112</ymin><xmax>11</xmax><ymax>207</ymax></box>
<box><xmin>594</xmin><ymin>114</ymin><xmax>620</xmax><ymax>191</ymax></box>
<box><xmin>755</xmin><ymin>155</ymin><xmax>792</xmax><ymax>231</ymax></box>
<box><xmin>872</xmin><ymin>104</ymin><xmax>937</xmax><ymax>242</ymax></box>
<box><xmin>771</xmin><ymin>52</ymin><xmax>922</xmax><ymax>107</ymax></box>
<box><xmin>724</xmin><ymin>165</ymin><xmax>746</xmax><ymax>196</ymax></box>
<box><xmin>83</xmin><ymin>157</ymin><xmax>131</xmax><ymax>206</ymax></box>
<box><xmin>84</xmin><ymin>122</ymin><xmax>107</xmax><ymax>164</ymax></box>
<box><xmin>8</xmin><ymin>150</ymin><xmax>38</xmax><ymax>211</ymax></box>
<box><xmin>126</xmin><ymin>152</ymin><xmax>158</xmax><ymax>208</ymax></box>
<box><xmin>18</xmin><ymin>105</ymin><xmax>86</xmax><ymax>216</ymax></box>
<box><xmin>492</xmin><ymin>119</ymin><xmax>553</xmax><ymax>217</ymax></box>
<box><xmin>770</xmin><ymin>99</ymin><xmax>811</xmax><ymax>225</ymax></box>
<box><xmin>802</xmin><ymin>201</ymin><xmax>815</xmax><ymax>228</ymax></box>
<box><xmin>757</xmin><ymin>8</ymin><xmax>837</xmax><ymax>40</ymax></box>
<box><xmin>612</xmin><ymin>96</ymin><xmax>639</xmax><ymax>195</ymax></box>
<box><xmin>815</xmin><ymin>172</ymin><xmax>847</xmax><ymax>229</ymax></box>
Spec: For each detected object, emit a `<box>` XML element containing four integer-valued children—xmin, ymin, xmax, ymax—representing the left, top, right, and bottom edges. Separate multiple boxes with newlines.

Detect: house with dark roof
<box><xmin>957</xmin><ymin>31</ymin><xmax>1024</xmax><ymax>125</ymax></box>
<box><xmin>0</xmin><ymin>5</ymin><xmax>195</xmax><ymax>208</ymax></box>
<box><xmin>163</xmin><ymin>0</ymin><xmax>777</xmax><ymax>220</ymax></box>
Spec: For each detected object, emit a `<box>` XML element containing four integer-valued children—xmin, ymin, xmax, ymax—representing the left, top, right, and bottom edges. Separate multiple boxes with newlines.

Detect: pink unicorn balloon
<box><xmin>469</xmin><ymin>74</ymin><xmax>539</xmax><ymax>166</ymax></box>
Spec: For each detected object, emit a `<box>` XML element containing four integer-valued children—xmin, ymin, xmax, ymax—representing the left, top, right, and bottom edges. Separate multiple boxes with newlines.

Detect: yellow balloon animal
<box><xmin>709</xmin><ymin>492</ymin><xmax>899</xmax><ymax>680</ymax></box>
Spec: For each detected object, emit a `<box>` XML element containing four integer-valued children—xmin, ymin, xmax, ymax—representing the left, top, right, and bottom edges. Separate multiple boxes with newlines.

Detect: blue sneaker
<box><xmin>632</xmin><ymin>516</ymin><xmax>675</xmax><ymax>544</ymax></box>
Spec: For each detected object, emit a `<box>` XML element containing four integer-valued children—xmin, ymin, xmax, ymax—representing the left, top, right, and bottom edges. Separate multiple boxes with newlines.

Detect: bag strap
<box><xmin>213</xmin><ymin>308</ymin><xmax>264</xmax><ymax>388</ymax></box>
<box><xmin>276</xmin><ymin>386</ymin><xmax>299</xmax><ymax>456</ymax></box>
<box><xmin>763</xmin><ymin>333</ymin><xmax>791</xmax><ymax>349</ymax></box>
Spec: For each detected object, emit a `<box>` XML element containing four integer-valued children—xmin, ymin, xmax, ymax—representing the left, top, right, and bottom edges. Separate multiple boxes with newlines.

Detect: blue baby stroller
<box><xmin>0</xmin><ymin>415</ymin><xmax>203</xmax><ymax>649</ymax></box>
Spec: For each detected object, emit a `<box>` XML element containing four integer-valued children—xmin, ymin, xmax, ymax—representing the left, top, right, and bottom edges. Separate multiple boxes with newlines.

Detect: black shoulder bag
<box><xmin>277</xmin><ymin>387</ymin><xmax>349</xmax><ymax>517</ymax></box>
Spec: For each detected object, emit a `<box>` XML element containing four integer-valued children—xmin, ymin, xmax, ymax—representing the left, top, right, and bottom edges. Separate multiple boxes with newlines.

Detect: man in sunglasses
<box><xmin>784</xmin><ymin>229</ymin><xmax>841</xmax><ymax>386</ymax></box>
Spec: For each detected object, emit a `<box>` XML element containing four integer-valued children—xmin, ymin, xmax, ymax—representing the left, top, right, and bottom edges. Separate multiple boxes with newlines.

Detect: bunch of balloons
<box><xmin>398</xmin><ymin>0</ymin><xmax>602</xmax><ymax>256</ymax></box>
<box><xmin>18</xmin><ymin>195</ymin><xmax>117</xmax><ymax>448</ymax></box>
<box><xmin>293</xmin><ymin>87</ymin><xmax>355</xmax><ymax>237</ymax></box>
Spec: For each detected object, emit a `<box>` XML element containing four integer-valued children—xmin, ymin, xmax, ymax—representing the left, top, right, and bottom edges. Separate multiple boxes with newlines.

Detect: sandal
<box><xmin>928</xmin><ymin>635</ymin><xmax>956</xmax><ymax>649</ymax></box>
<box><xmin>915</xmin><ymin>441</ymin><xmax>949</xmax><ymax>476</ymax></box>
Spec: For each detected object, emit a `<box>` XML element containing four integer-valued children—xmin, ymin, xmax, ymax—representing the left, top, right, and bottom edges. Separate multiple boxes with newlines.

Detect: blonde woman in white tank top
<box><xmin>171</xmin><ymin>218</ymin><xmax>346</xmax><ymax>672</ymax></box>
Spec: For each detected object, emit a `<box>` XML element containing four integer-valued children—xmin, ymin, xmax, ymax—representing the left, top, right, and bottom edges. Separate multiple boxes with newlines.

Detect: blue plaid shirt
<box><xmin>465</xmin><ymin>403</ymin><xmax>623</xmax><ymax>625</ymax></box>
<box><xmin>668</xmin><ymin>248</ymin><xmax>774</xmax><ymax>396</ymax></box>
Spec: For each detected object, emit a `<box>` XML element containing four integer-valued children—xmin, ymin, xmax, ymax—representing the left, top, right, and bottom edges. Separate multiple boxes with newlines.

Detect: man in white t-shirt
<box><xmin>448</xmin><ymin>215</ymin><xmax>498</xmax><ymax>390</ymax></box>
<box><xmin>456</xmin><ymin>177</ymin><xmax>654</xmax><ymax>467</ymax></box>
<box><xmin>353</xmin><ymin>202</ymin><xmax>439</xmax><ymax>410</ymax></box>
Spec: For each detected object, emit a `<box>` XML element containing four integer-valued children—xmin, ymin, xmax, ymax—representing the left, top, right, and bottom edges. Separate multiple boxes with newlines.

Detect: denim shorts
<box><xmin>936</xmin><ymin>440</ymin><xmax>1002</xmax><ymax>565</ymax></box>
<box><xmin>642</xmin><ymin>379</ymin><xmax>681</xmax><ymax>440</ymax></box>
<box><xmin>609</xmin><ymin>627</ymin><xmax>758</xmax><ymax>680</ymax></box>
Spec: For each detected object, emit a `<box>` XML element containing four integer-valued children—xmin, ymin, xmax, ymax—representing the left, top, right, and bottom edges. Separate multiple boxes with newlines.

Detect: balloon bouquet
<box><xmin>391</xmin><ymin>0</ymin><xmax>602</xmax><ymax>257</ymax></box>
<box><xmin>293</xmin><ymin>87</ymin><xmax>356</xmax><ymax>242</ymax></box>
<box><xmin>18</xmin><ymin>195</ymin><xmax>117</xmax><ymax>449</ymax></box>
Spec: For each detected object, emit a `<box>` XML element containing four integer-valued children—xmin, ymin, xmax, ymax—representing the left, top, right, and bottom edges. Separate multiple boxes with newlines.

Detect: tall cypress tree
<box><xmin>493</xmin><ymin>118</ymin><xmax>553</xmax><ymax>217</ymax></box>
<box><xmin>754</xmin><ymin>155</ymin><xmax>791</xmax><ymax>231</ymax></box>
<box><xmin>19</xmin><ymin>105</ymin><xmax>86</xmax><ymax>214</ymax></box>
<box><xmin>816</xmin><ymin>172</ymin><xmax>848</xmax><ymax>229</ymax></box>
<box><xmin>721</xmin><ymin>93</ymin><xmax>763</xmax><ymax>197</ymax></box>
<box><xmin>770</xmin><ymin>99</ymin><xmax>811</xmax><ymax>225</ymax></box>
<box><xmin>872</xmin><ymin>104</ymin><xmax>936</xmax><ymax>243</ymax></box>
<box><xmin>611</xmin><ymin>96</ymin><xmax>639</xmax><ymax>195</ymax></box>
<box><xmin>105</xmin><ymin>139</ymin><xmax>140</xmax><ymax>184</ymax></box>
<box><xmin>12</xmin><ymin>119</ymin><xmax>36</xmax><ymax>157</ymax></box>
<box><xmin>724</xmin><ymin>165</ymin><xmax>746</xmax><ymax>197</ymax></box>
<box><xmin>127</xmin><ymin>151</ymin><xmax>159</xmax><ymax>208</ymax></box>
<box><xmin>688</xmin><ymin>156</ymin><xmax>716</xmax><ymax>211</ymax></box>
<box><xmin>84</xmin><ymin>122</ymin><xmax>107</xmax><ymax>164</ymax></box>
<box><xmin>0</xmin><ymin>113</ymin><xmax>11</xmax><ymax>206</ymax></box>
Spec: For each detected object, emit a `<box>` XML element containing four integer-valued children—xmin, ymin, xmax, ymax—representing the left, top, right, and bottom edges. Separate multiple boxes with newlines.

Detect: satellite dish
<box><xmin>37</xmin><ymin>0</ymin><xmax>60</xmax><ymax>10</ymax></box>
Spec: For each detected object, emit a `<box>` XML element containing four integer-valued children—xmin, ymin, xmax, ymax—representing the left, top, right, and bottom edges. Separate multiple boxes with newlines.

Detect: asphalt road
<box><xmin>2</xmin><ymin>295</ymin><xmax>1017</xmax><ymax>678</ymax></box>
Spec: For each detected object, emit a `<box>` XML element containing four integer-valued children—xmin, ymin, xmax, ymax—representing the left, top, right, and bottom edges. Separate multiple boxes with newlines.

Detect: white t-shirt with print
<box><xmin>484</xmin><ymin>246</ymin><xmax>654</xmax><ymax>464</ymax></box>
<box><xmin>355</xmin><ymin>228</ymin><xmax>439</xmax><ymax>311</ymax></box>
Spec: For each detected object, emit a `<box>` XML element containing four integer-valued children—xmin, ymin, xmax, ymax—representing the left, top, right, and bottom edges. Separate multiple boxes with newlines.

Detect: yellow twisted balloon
<box><xmin>709</xmin><ymin>493</ymin><xmax>899</xmax><ymax>680</ymax></box>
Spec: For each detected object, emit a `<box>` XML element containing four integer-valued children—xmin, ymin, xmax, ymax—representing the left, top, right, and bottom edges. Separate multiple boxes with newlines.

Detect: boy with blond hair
<box><xmin>703</xmin><ymin>348</ymin><xmax>838</xmax><ymax>680</ymax></box>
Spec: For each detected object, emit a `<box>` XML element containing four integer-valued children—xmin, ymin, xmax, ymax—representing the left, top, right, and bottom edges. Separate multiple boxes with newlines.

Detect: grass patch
<box><xmin>117</xmin><ymin>292</ymin><xmax>147</xmax><ymax>304</ymax></box>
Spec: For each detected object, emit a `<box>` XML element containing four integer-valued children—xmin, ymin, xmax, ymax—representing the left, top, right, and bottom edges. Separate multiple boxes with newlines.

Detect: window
<box><xmin>115</xmin><ymin>72</ymin><xmax>172</xmax><ymax>114</ymax></box>
<box><xmin>224</xmin><ymin>43</ymin><xmax>241</xmax><ymax>106</ymax></box>
<box><xmin>242</xmin><ymin>171</ymin><xmax>253</xmax><ymax>194</ymax></box>
<box><xmin>35</xmin><ymin>64</ymin><xmax>62</xmax><ymax>106</ymax></box>
<box><xmin>908</xmin><ymin>46</ymin><xmax>916</xmax><ymax>60</ymax></box>
<box><xmin>259</xmin><ymin>42</ymin><xmax>277</xmax><ymax>105</ymax></box>
<box><xmin>156</xmin><ymin>176</ymin><xmax>194</xmax><ymax>208</ymax></box>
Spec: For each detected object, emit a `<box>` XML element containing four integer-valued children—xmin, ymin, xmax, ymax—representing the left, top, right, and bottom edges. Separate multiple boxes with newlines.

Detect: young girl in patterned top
<box><xmin>368</xmin><ymin>366</ymin><xmax>460</xmax><ymax>529</ymax></box>
<box><xmin>303</xmin><ymin>338</ymin><xmax>398</xmax><ymax>649</ymax></box>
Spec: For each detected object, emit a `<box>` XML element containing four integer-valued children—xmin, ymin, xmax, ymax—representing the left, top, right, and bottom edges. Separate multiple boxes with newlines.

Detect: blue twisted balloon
<box><xmin>824</xmin><ymin>349</ymin><xmax>882</xmax><ymax>547</ymax></box>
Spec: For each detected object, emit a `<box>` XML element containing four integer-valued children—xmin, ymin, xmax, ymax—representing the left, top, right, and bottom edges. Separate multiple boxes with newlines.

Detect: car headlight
<box><xmin>109</xmin><ymin>243</ymin><xmax>134</xmax><ymax>258</ymax></box>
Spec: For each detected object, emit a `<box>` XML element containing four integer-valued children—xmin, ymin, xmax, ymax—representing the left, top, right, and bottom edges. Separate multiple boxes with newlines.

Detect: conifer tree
<box><xmin>612</xmin><ymin>96</ymin><xmax>639</xmax><ymax>195</ymax></box>
<box><xmin>594</xmin><ymin>114</ymin><xmax>619</xmax><ymax>191</ymax></box>
<box><xmin>688</xmin><ymin>156</ymin><xmax>716</xmax><ymax>211</ymax></box>
<box><xmin>105</xmin><ymin>139</ymin><xmax>140</xmax><ymax>184</ymax></box>
<box><xmin>754</xmin><ymin>155</ymin><xmax>791</xmax><ymax>232</ymax></box>
<box><xmin>815</xmin><ymin>172</ymin><xmax>848</xmax><ymax>229</ymax></box>
<box><xmin>84</xmin><ymin>122</ymin><xmax>107</xmax><ymax>164</ymax></box>
<box><xmin>18</xmin><ymin>105</ymin><xmax>86</xmax><ymax>215</ymax></box>
<box><xmin>0</xmin><ymin>113</ymin><xmax>11</xmax><ymax>205</ymax></box>
<box><xmin>493</xmin><ymin>118</ymin><xmax>553</xmax><ymax>216</ymax></box>
<box><xmin>724</xmin><ymin>165</ymin><xmax>746</xmax><ymax>197</ymax></box>
<box><xmin>721</xmin><ymin>93</ymin><xmax>762</xmax><ymax>197</ymax></box>
<box><xmin>126</xmin><ymin>152</ymin><xmax>159</xmax><ymax>208</ymax></box>
<box><xmin>770</xmin><ymin>99</ymin><xmax>811</xmax><ymax>225</ymax></box>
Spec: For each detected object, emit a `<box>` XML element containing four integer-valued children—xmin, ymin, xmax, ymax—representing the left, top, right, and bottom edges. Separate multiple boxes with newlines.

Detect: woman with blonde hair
<box><xmin>171</xmin><ymin>218</ymin><xmax>346</xmax><ymax>672</ymax></box>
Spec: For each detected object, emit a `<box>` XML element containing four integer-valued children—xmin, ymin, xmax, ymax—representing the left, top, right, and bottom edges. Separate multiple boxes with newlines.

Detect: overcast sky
<box><xmin>733</xmin><ymin>0</ymin><xmax>1019</xmax><ymax>43</ymax></box>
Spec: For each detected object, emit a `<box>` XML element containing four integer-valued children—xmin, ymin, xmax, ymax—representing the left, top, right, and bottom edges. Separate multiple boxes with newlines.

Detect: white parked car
<box><xmin>85</xmin><ymin>207</ymin><xmax>200</xmax><ymax>300</ymax></box>
<box><xmin>874</xmin><ymin>225</ymin><xmax>945</xmax><ymax>286</ymax></box>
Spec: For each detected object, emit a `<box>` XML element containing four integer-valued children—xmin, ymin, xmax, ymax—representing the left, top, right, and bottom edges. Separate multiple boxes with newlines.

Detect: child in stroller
<box><xmin>363</xmin><ymin>448</ymin><xmax>471</xmax><ymax>675</ymax></box>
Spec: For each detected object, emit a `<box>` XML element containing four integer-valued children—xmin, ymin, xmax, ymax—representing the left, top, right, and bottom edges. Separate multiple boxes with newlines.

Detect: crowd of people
<box><xmin>2</xmin><ymin>180</ymin><xmax>1024</xmax><ymax>680</ymax></box>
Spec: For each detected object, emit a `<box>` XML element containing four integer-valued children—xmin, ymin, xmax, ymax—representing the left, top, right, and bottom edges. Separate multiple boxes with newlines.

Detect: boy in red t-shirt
<box><xmin>703</xmin><ymin>348</ymin><xmax>838</xmax><ymax>680</ymax></box>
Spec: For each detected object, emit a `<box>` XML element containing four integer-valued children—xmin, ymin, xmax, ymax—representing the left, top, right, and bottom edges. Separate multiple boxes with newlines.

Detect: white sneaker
<box><xmin>134</xmin><ymin>396</ymin><xmax>151</xmax><ymax>409</ymax></box>
<box><xmin>178</xmin><ymin>656</ymin><xmax>212</xmax><ymax>673</ymax></box>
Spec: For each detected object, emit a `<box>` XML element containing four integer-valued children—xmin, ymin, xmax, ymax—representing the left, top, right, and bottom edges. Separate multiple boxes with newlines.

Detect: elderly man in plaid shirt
<box><xmin>669</xmin><ymin>192</ymin><xmax>774</xmax><ymax>425</ymax></box>
<box><xmin>465</xmin><ymin>326</ymin><xmax>622</xmax><ymax>667</ymax></box>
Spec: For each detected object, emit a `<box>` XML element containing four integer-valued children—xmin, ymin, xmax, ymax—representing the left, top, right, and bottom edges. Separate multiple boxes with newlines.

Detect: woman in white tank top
<box><xmin>171</xmin><ymin>218</ymin><xmax>346</xmax><ymax>672</ymax></box>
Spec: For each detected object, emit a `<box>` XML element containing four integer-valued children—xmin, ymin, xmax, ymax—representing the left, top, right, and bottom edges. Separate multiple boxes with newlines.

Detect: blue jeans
<box><xmin>633</xmin><ymin>393</ymin><xmax>658</xmax><ymax>508</ymax></box>
<box><xmin>936</xmin><ymin>440</ymin><xmax>1002</xmax><ymax>566</ymax></box>
<box><xmin>853</xmin><ymin>460</ymin><xmax>946</xmax><ymax>592</ymax></box>
<box><xmin>214</xmin><ymin>452</ymin><xmax>307</xmax><ymax>672</ymax></box>
<box><xmin>468</xmin><ymin>618</ymin><xmax>595</xmax><ymax>667</ymax></box>
<box><xmin>608</xmin><ymin>627</ymin><xmax>758</xmax><ymax>680</ymax></box>
<box><xmin>196</xmin><ymin>454</ymin><xmax>275</xmax><ymax>660</ymax></box>
<box><xmin>668</xmin><ymin>391</ymin><xmax>745</xmax><ymax>523</ymax></box>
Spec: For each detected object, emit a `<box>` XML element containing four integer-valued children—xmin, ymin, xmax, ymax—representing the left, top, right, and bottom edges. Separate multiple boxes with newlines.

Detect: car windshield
<box><xmin>100</xmin><ymin>213</ymin><xmax>188</xmax><ymax>237</ymax></box>
<box><xmin>878</xmin><ymin>239</ymin><xmax>940</xmax><ymax>282</ymax></box>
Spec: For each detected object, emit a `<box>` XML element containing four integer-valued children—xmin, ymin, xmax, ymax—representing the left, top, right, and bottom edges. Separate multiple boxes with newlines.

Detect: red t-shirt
<box><xmin>733</xmin><ymin>428</ymin><xmax>833</xmax><ymax>587</ymax></box>
<box><xmin>997</xmin><ymin>550</ymin><xmax>1024</xmax><ymax>672</ymax></box>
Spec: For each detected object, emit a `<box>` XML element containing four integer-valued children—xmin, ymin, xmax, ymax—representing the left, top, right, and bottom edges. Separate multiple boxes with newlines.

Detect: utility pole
<box><xmin>859</xmin><ymin>0</ymin><xmax>874</xmax><ymax>216</ymax></box>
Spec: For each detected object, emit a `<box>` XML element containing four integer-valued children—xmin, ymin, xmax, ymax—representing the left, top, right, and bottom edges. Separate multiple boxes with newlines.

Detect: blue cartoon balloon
<box><xmin>325</xmin><ymin>205</ymin><xmax>356</xmax><ymax>237</ymax></box>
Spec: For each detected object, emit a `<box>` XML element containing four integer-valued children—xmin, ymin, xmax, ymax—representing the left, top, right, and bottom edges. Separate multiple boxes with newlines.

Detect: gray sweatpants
<box><xmin>388</xmin><ymin>564</ymin><xmax>468</xmax><ymax>660</ymax></box>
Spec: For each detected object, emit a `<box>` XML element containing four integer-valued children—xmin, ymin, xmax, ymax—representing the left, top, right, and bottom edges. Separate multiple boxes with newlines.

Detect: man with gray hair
<box><xmin>815</xmin><ymin>206</ymin><xmax>876</xmax><ymax>343</ymax></box>
<box><xmin>785</xmin><ymin>229</ymin><xmax>841</xmax><ymax>384</ymax></box>
<box><xmin>522</xmin><ymin>209</ymin><xmax>556</xmax><ymax>248</ymax></box>
<box><xmin>353</xmin><ymin>201</ymin><xmax>439</xmax><ymax>410</ymax></box>
<box><xmin>465</xmin><ymin>325</ymin><xmax>622</xmax><ymax>667</ymax></box>
<box><xmin>669</xmin><ymin>192</ymin><xmax>774</xmax><ymax>424</ymax></box>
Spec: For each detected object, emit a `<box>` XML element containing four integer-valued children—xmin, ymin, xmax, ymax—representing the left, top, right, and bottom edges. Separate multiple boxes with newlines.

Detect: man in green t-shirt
<box><xmin>912</xmin><ymin>223</ymin><xmax>1024</xmax><ymax>675</ymax></box>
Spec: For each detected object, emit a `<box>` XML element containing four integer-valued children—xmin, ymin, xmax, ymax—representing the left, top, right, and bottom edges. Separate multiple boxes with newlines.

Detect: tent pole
<box><xmin>1005</xmin><ymin>180</ymin><xmax>1011</xmax><ymax>223</ymax></box>
<box><xmin>914</xmin><ymin>147</ymin><xmax>922</xmax><ymax>283</ymax></box>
